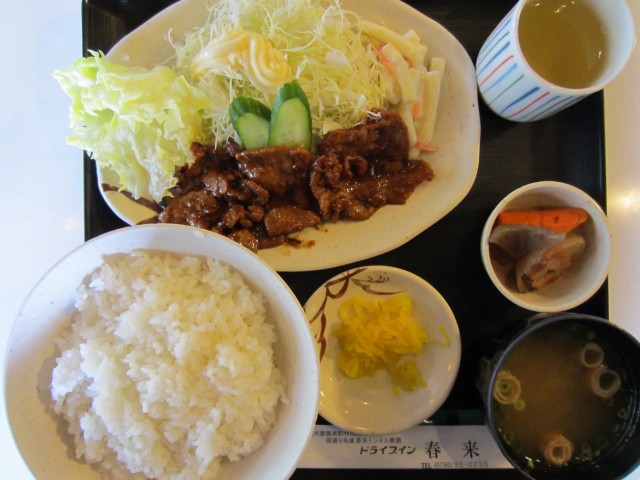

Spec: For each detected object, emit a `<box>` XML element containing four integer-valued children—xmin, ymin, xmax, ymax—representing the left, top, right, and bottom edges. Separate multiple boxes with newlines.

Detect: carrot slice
<box><xmin>415</xmin><ymin>140</ymin><xmax>437</xmax><ymax>152</ymax></box>
<box><xmin>496</xmin><ymin>208</ymin><xmax>588</xmax><ymax>233</ymax></box>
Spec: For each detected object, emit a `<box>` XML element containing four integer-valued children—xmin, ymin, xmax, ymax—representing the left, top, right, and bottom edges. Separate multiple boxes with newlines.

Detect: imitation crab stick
<box><xmin>496</xmin><ymin>208</ymin><xmax>588</xmax><ymax>233</ymax></box>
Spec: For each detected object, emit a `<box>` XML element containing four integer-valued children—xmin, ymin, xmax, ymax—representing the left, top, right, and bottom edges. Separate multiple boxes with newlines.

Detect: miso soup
<box><xmin>492</xmin><ymin>322</ymin><xmax>632</xmax><ymax>468</ymax></box>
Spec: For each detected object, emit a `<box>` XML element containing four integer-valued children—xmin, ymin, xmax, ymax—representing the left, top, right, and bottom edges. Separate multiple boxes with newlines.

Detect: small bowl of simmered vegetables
<box><xmin>481</xmin><ymin>181</ymin><xmax>611</xmax><ymax>312</ymax></box>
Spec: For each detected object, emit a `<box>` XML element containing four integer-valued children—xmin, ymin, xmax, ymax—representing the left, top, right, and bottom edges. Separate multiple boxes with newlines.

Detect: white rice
<box><xmin>51</xmin><ymin>250</ymin><xmax>285</xmax><ymax>479</ymax></box>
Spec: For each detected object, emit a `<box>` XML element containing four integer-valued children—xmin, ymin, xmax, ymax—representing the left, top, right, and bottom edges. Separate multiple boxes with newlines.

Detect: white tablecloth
<box><xmin>1</xmin><ymin>1</ymin><xmax>638</xmax><ymax>478</ymax></box>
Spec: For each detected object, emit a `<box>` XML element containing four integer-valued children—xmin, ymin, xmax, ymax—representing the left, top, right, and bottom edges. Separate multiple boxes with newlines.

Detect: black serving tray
<box><xmin>82</xmin><ymin>1</ymin><xmax>608</xmax><ymax>478</ymax></box>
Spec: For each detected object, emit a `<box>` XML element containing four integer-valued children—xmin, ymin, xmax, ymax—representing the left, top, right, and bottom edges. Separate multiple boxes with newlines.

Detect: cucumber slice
<box><xmin>229</xmin><ymin>96</ymin><xmax>272</xmax><ymax>149</ymax></box>
<box><xmin>268</xmin><ymin>80</ymin><xmax>312</xmax><ymax>149</ymax></box>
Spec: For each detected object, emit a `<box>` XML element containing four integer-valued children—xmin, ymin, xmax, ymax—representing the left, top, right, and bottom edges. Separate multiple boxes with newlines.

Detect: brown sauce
<box><xmin>146</xmin><ymin>110</ymin><xmax>434</xmax><ymax>252</ymax></box>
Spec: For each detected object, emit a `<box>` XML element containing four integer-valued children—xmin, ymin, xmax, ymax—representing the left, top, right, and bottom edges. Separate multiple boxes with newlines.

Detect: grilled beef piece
<box><xmin>235</xmin><ymin>146</ymin><xmax>316</xmax><ymax>210</ymax></box>
<box><xmin>171</xmin><ymin>141</ymin><xmax>238</xmax><ymax>196</ymax></box>
<box><xmin>264</xmin><ymin>206</ymin><xmax>321</xmax><ymax>237</ymax></box>
<box><xmin>158</xmin><ymin>142</ymin><xmax>320</xmax><ymax>250</ymax></box>
<box><xmin>158</xmin><ymin>190</ymin><xmax>220</xmax><ymax>229</ymax></box>
<box><xmin>227</xmin><ymin>229</ymin><xmax>259</xmax><ymax>252</ymax></box>
<box><xmin>217</xmin><ymin>204</ymin><xmax>266</xmax><ymax>230</ymax></box>
<box><xmin>156</xmin><ymin>110</ymin><xmax>433</xmax><ymax>250</ymax></box>
<box><xmin>311</xmin><ymin>110</ymin><xmax>433</xmax><ymax>221</ymax></box>
<box><xmin>317</xmin><ymin>110</ymin><xmax>409</xmax><ymax>163</ymax></box>
<box><xmin>228</xmin><ymin>179</ymin><xmax>270</xmax><ymax>205</ymax></box>
<box><xmin>236</xmin><ymin>146</ymin><xmax>314</xmax><ymax>197</ymax></box>
<box><xmin>310</xmin><ymin>154</ymin><xmax>434</xmax><ymax>222</ymax></box>
<box><xmin>218</xmin><ymin>204</ymin><xmax>248</xmax><ymax>230</ymax></box>
<box><xmin>200</xmin><ymin>168</ymin><xmax>236</xmax><ymax>198</ymax></box>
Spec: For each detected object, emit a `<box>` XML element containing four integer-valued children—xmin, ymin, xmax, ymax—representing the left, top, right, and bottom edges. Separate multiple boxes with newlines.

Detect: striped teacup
<box><xmin>476</xmin><ymin>0</ymin><xmax>634</xmax><ymax>122</ymax></box>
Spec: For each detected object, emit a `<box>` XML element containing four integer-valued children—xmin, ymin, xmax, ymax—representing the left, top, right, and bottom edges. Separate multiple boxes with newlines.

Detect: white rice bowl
<box><xmin>51</xmin><ymin>251</ymin><xmax>284</xmax><ymax>479</ymax></box>
<box><xmin>5</xmin><ymin>224</ymin><xmax>319</xmax><ymax>480</ymax></box>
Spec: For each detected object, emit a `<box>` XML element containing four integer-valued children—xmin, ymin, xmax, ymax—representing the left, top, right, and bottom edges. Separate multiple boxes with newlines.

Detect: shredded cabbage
<box><xmin>172</xmin><ymin>0</ymin><xmax>387</xmax><ymax>145</ymax></box>
<box><xmin>54</xmin><ymin>51</ymin><xmax>211</xmax><ymax>202</ymax></box>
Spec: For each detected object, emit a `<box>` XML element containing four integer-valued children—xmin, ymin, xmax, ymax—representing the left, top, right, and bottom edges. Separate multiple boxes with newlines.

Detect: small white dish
<box><xmin>480</xmin><ymin>181</ymin><xmax>611</xmax><ymax>312</ymax></box>
<box><xmin>100</xmin><ymin>0</ymin><xmax>480</xmax><ymax>272</ymax></box>
<box><xmin>304</xmin><ymin>266</ymin><xmax>461</xmax><ymax>435</ymax></box>
<box><xmin>4</xmin><ymin>224</ymin><xmax>319</xmax><ymax>480</ymax></box>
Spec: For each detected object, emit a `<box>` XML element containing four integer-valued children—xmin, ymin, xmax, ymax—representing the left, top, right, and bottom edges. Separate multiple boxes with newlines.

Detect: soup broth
<box><xmin>492</xmin><ymin>322</ymin><xmax>632</xmax><ymax>468</ymax></box>
<box><xmin>518</xmin><ymin>0</ymin><xmax>608</xmax><ymax>89</ymax></box>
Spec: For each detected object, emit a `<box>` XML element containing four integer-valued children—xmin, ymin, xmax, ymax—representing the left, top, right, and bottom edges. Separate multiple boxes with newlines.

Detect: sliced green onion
<box><xmin>597</xmin><ymin>436</ymin><xmax>610</xmax><ymax>450</ymax></box>
<box><xmin>497</xmin><ymin>379</ymin><xmax>512</xmax><ymax>395</ymax></box>
<box><xmin>618</xmin><ymin>407</ymin><xmax>630</xmax><ymax>420</ymax></box>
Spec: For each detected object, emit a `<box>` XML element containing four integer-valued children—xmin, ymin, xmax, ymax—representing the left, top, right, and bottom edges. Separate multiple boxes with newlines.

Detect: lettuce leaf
<box><xmin>54</xmin><ymin>51</ymin><xmax>211</xmax><ymax>202</ymax></box>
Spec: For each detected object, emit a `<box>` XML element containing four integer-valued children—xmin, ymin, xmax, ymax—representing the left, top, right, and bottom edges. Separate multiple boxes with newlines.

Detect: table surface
<box><xmin>1</xmin><ymin>1</ymin><xmax>639</xmax><ymax>479</ymax></box>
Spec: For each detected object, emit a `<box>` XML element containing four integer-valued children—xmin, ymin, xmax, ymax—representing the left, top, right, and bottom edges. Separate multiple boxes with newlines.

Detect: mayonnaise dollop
<box><xmin>190</xmin><ymin>28</ymin><xmax>292</xmax><ymax>94</ymax></box>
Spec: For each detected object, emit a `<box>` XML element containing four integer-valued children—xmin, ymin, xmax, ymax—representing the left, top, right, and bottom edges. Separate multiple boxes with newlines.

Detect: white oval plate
<box><xmin>102</xmin><ymin>0</ymin><xmax>480</xmax><ymax>272</ymax></box>
<box><xmin>4</xmin><ymin>224</ymin><xmax>319</xmax><ymax>480</ymax></box>
<box><xmin>303</xmin><ymin>266</ymin><xmax>461</xmax><ymax>435</ymax></box>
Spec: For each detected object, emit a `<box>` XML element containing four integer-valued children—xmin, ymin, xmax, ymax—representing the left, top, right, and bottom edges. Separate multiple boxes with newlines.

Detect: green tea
<box><xmin>518</xmin><ymin>0</ymin><xmax>608</xmax><ymax>89</ymax></box>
